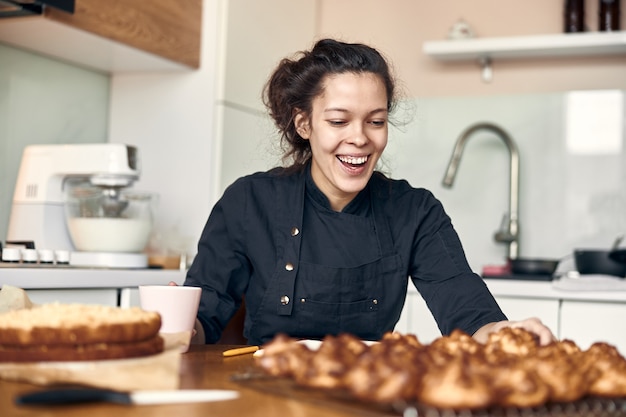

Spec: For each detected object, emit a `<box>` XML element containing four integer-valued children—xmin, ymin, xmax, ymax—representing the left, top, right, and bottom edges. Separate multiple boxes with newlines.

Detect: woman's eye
<box><xmin>370</xmin><ymin>120</ymin><xmax>386</xmax><ymax>127</ymax></box>
<box><xmin>328</xmin><ymin>120</ymin><xmax>347</xmax><ymax>126</ymax></box>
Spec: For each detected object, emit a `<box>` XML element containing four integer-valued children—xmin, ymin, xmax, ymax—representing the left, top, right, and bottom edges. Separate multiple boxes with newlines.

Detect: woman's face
<box><xmin>296</xmin><ymin>72</ymin><xmax>388</xmax><ymax>211</ymax></box>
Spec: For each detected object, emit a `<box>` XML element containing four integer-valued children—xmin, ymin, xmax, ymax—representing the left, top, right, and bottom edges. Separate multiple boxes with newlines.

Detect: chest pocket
<box><xmin>294</xmin><ymin>253</ymin><xmax>402</xmax><ymax>341</ymax></box>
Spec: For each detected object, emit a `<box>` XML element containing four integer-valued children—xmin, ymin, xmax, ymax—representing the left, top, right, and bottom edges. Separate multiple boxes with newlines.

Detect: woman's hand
<box><xmin>473</xmin><ymin>317</ymin><xmax>557</xmax><ymax>346</ymax></box>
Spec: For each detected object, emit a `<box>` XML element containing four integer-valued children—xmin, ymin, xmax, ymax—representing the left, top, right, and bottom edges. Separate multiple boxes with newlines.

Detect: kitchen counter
<box><xmin>0</xmin><ymin>265</ymin><xmax>185</xmax><ymax>289</ymax></box>
<box><xmin>3</xmin><ymin>265</ymin><xmax>624</xmax><ymax>302</ymax></box>
<box><xmin>405</xmin><ymin>277</ymin><xmax>626</xmax><ymax>303</ymax></box>
<box><xmin>483</xmin><ymin>277</ymin><xmax>626</xmax><ymax>303</ymax></box>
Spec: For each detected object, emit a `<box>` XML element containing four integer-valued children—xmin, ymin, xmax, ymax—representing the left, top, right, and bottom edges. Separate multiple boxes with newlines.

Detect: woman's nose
<box><xmin>347</xmin><ymin>124</ymin><xmax>368</xmax><ymax>146</ymax></box>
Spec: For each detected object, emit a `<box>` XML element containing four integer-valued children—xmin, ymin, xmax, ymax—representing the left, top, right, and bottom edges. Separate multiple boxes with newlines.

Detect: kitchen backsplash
<box><xmin>383</xmin><ymin>91</ymin><xmax>626</xmax><ymax>271</ymax></box>
<box><xmin>0</xmin><ymin>44</ymin><xmax>109</xmax><ymax>243</ymax></box>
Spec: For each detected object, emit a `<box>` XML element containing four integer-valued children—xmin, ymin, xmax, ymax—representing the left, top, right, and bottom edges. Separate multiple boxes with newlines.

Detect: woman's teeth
<box><xmin>337</xmin><ymin>155</ymin><xmax>368</xmax><ymax>165</ymax></box>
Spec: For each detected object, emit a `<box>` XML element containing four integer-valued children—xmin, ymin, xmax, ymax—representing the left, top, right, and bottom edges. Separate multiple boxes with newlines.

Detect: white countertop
<box><xmin>407</xmin><ymin>277</ymin><xmax>626</xmax><ymax>303</ymax></box>
<box><xmin>3</xmin><ymin>265</ymin><xmax>625</xmax><ymax>303</ymax></box>
<box><xmin>0</xmin><ymin>264</ymin><xmax>186</xmax><ymax>289</ymax></box>
<box><xmin>484</xmin><ymin>278</ymin><xmax>626</xmax><ymax>302</ymax></box>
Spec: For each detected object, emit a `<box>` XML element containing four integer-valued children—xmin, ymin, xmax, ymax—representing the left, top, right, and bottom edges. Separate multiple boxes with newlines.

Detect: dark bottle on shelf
<box><xmin>599</xmin><ymin>0</ymin><xmax>621</xmax><ymax>31</ymax></box>
<box><xmin>564</xmin><ymin>0</ymin><xmax>585</xmax><ymax>32</ymax></box>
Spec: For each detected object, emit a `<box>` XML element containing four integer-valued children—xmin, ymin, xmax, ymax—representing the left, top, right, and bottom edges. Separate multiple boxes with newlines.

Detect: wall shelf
<box><xmin>423</xmin><ymin>31</ymin><xmax>626</xmax><ymax>82</ymax></box>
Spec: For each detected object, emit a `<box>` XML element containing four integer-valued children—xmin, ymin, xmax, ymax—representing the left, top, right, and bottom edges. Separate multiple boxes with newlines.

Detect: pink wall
<box><xmin>318</xmin><ymin>0</ymin><xmax>626</xmax><ymax>97</ymax></box>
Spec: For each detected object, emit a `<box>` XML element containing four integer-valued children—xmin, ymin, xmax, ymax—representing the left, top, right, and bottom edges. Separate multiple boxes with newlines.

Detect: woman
<box><xmin>184</xmin><ymin>39</ymin><xmax>555</xmax><ymax>346</ymax></box>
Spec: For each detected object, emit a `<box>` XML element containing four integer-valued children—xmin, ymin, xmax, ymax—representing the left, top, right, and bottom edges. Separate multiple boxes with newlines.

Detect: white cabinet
<box><xmin>119</xmin><ymin>287</ymin><xmax>141</xmax><ymax>308</ymax></box>
<box><xmin>494</xmin><ymin>296</ymin><xmax>560</xmax><ymax>335</ymax></box>
<box><xmin>1</xmin><ymin>267</ymin><xmax>184</xmax><ymax>308</ymax></box>
<box><xmin>25</xmin><ymin>289</ymin><xmax>118</xmax><ymax>306</ymax></box>
<box><xmin>401</xmin><ymin>280</ymin><xmax>626</xmax><ymax>354</ymax></box>
<box><xmin>400</xmin><ymin>292</ymin><xmax>561</xmax><ymax>343</ymax></box>
<box><xmin>560</xmin><ymin>300</ymin><xmax>626</xmax><ymax>354</ymax></box>
<box><xmin>399</xmin><ymin>292</ymin><xmax>444</xmax><ymax>344</ymax></box>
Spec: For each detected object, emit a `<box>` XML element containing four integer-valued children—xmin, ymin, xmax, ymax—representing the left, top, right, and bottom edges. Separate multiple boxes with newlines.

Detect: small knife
<box><xmin>16</xmin><ymin>387</ymin><xmax>239</xmax><ymax>406</ymax></box>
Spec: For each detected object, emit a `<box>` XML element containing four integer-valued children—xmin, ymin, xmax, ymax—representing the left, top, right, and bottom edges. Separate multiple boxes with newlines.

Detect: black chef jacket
<box><xmin>185</xmin><ymin>163</ymin><xmax>506</xmax><ymax>345</ymax></box>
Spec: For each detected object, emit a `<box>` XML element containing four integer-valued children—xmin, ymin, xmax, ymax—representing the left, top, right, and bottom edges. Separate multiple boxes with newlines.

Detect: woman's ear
<box><xmin>294</xmin><ymin>111</ymin><xmax>310</xmax><ymax>139</ymax></box>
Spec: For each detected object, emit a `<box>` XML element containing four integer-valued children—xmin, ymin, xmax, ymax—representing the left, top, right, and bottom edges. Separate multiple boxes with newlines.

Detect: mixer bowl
<box><xmin>65</xmin><ymin>182</ymin><xmax>155</xmax><ymax>253</ymax></box>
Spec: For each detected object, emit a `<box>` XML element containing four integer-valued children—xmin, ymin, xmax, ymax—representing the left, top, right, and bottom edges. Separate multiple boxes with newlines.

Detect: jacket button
<box><xmin>285</xmin><ymin>262</ymin><xmax>294</xmax><ymax>271</ymax></box>
<box><xmin>280</xmin><ymin>295</ymin><xmax>290</xmax><ymax>305</ymax></box>
<box><xmin>372</xmin><ymin>299</ymin><xmax>378</xmax><ymax>305</ymax></box>
<box><xmin>291</xmin><ymin>227</ymin><xmax>300</xmax><ymax>236</ymax></box>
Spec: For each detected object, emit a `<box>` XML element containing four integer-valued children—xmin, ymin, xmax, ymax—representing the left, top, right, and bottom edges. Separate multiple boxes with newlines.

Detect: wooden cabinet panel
<box><xmin>0</xmin><ymin>0</ymin><xmax>201</xmax><ymax>72</ymax></box>
<box><xmin>45</xmin><ymin>0</ymin><xmax>201</xmax><ymax>68</ymax></box>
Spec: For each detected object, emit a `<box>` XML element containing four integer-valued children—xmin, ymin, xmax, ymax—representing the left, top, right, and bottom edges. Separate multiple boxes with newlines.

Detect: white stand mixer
<box><xmin>6</xmin><ymin>144</ymin><xmax>152</xmax><ymax>268</ymax></box>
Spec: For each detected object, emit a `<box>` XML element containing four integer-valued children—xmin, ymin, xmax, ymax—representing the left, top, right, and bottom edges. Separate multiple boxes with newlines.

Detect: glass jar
<box><xmin>564</xmin><ymin>0</ymin><xmax>585</xmax><ymax>33</ymax></box>
<box><xmin>599</xmin><ymin>0</ymin><xmax>621</xmax><ymax>31</ymax></box>
<box><xmin>64</xmin><ymin>179</ymin><xmax>157</xmax><ymax>253</ymax></box>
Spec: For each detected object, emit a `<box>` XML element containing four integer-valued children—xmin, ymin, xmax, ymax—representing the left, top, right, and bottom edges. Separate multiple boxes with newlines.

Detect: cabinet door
<box><xmin>403</xmin><ymin>294</ymin><xmax>561</xmax><ymax>343</ymax></box>
<box><xmin>119</xmin><ymin>287</ymin><xmax>141</xmax><ymax>308</ymax></box>
<box><xmin>46</xmin><ymin>0</ymin><xmax>202</xmax><ymax>68</ymax></box>
<box><xmin>560</xmin><ymin>300</ymin><xmax>626</xmax><ymax>354</ymax></box>
<box><xmin>400</xmin><ymin>293</ymin><xmax>442</xmax><ymax>344</ymax></box>
<box><xmin>494</xmin><ymin>296</ymin><xmax>560</xmax><ymax>337</ymax></box>
<box><xmin>25</xmin><ymin>289</ymin><xmax>119</xmax><ymax>306</ymax></box>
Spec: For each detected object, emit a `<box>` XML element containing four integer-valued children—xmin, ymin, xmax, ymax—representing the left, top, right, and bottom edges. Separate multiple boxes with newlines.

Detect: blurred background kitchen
<box><xmin>0</xmin><ymin>0</ymin><xmax>625</xmax><ymax>348</ymax></box>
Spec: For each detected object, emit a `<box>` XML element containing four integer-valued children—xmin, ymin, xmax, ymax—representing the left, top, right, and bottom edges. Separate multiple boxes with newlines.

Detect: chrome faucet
<box><xmin>441</xmin><ymin>122</ymin><xmax>520</xmax><ymax>260</ymax></box>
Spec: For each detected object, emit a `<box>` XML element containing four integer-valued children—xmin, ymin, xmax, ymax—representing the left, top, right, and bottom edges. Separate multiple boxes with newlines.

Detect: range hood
<box><xmin>0</xmin><ymin>0</ymin><xmax>74</xmax><ymax>18</ymax></box>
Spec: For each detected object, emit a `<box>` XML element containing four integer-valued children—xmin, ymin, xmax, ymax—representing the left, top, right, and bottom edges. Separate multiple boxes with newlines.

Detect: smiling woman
<box><xmin>294</xmin><ymin>72</ymin><xmax>389</xmax><ymax>211</ymax></box>
<box><xmin>183</xmin><ymin>39</ymin><xmax>555</xmax><ymax>348</ymax></box>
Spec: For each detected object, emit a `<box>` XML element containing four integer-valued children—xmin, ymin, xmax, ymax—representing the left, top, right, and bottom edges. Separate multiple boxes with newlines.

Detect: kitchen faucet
<box><xmin>441</xmin><ymin>122</ymin><xmax>520</xmax><ymax>260</ymax></box>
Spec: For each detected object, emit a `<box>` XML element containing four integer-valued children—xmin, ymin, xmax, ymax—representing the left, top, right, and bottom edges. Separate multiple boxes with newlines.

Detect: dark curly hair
<box><xmin>262</xmin><ymin>39</ymin><xmax>397</xmax><ymax>170</ymax></box>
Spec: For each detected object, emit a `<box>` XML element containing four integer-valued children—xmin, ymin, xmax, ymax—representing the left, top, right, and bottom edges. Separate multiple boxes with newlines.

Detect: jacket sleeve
<box><xmin>408</xmin><ymin>190</ymin><xmax>507</xmax><ymax>336</ymax></box>
<box><xmin>184</xmin><ymin>179</ymin><xmax>251</xmax><ymax>343</ymax></box>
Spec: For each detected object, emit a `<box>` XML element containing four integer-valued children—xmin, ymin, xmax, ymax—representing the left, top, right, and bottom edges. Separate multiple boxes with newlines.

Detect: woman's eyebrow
<box><xmin>323</xmin><ymin>107</ymin><xmax>388</xmax><ymax>115</ymax></box>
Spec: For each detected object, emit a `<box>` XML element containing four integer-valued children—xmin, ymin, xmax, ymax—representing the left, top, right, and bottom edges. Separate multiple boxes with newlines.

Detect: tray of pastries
<box><xmin>240</xmin><ymin>329</ymin><xmax>626</xmax><ymax>417</ymax></box>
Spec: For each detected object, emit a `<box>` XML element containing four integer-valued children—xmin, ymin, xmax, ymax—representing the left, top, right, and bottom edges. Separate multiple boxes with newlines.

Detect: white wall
<box><xmin>383</xmin><ymin>92</ymin><xmax>626</xmax><ymax>272</ymax></box>
<box><xmin>317</xmin><ymin>0</ymin><xmax>626</xmax><ymax>97</ymax></box>
<box><xmin>216</xmin><ymin>0</ymin><xmax>318</xmax><ymax>193</ymax></box>
<box><xmin>107</xmin><ymin>0</ymin><xmax>221</xmax><ymax>259</ymax></box>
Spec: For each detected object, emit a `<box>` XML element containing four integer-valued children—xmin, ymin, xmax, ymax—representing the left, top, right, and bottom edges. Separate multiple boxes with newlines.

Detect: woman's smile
<box><xmin>337</xmin><ymin>154</ymin><xmax>370</xmax><ymax>174</ymax></box>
